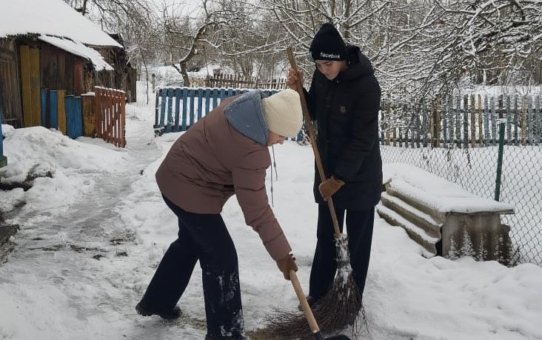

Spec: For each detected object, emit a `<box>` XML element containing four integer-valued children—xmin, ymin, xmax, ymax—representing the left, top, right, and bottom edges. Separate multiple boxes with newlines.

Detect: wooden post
<box><xmin>94</xmin><ymin>87</ymin><xmax>102</xmax><ymax>139</ymax></box>
<box><xmin>119</xmin><ymin>90</ymin><xmax>126</xmax><ymax>147</ymax></box>
<box><xmin>20</xmin><ymin>45</ymin><xmax>41</xmax><ymax>127</ymax></box>
<box><xmin>82</xmin><ymin>93</ymin><xmax>95</xmax><ymax>137</ymax></box>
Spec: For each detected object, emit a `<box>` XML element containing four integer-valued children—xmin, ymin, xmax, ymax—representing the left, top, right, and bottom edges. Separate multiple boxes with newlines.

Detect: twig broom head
<box><xmin>253</xmin><ymin>274</ymin><xmax>361</xmax><ymax>340</ymax></box>
<box><xmin>254</xmin><ymin>236</ymin><xmax>362</xmax><ymax>339</ymax></box>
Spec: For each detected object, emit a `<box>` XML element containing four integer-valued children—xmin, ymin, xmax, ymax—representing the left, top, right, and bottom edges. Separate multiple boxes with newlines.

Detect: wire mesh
<box><xmin>379</xmin><ymin>94</ymin><xmax>542</xmax><ymax>266</ymax></box>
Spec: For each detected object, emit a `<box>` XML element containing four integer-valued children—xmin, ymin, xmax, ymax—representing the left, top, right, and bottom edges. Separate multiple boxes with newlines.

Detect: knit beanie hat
<box><xmin>261</xmin><ymin>89</ymin><xmax>303</xmax><ymax>138</ymax></box>
<box><xmin>309</xmin><ymin>23</ymin><xmax>347</xmax><ymax>61</ymax></box>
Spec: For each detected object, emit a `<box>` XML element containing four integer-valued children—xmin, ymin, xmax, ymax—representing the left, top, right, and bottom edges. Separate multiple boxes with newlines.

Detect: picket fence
<box><xmin>155</xmin><ymin>88</ymin><xmax>541</xmax><ymax>148</ymax></box>
<box><xmin>94</xmin><ymin>87</ymin><xmax>126</xmax><ymax>148</ymax></box>
<box><xmin>205</xmin><ymin>74</ymin><xmax>287</xmax><ymax>90</ymax></box>
<box><xmin>381</xmin><ymin>94</ymin><xmax>542</xmax><ymax>147</ymax></box>
<box><xmin>154</xmin><ymin>87</ymin><xmax>304</xmax><ymax>141</ymax></box>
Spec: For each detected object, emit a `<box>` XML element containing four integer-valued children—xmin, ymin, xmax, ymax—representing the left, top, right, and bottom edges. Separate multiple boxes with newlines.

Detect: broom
<box><xmin>260</xmin><ymin>47</ymin><xmax>362</xmax><ymax>339</ymax></box>
<box><xmin>250</xmin><ymin>270</ymin><xmax>353</xmax><ymax>340</ymax></box>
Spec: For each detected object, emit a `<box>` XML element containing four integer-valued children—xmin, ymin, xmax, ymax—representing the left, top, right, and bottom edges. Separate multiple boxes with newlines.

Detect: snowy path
<box><xmin>2</xmin><ymin>97</ymin><xmax>542</xmax><ymax>340</ymax></box>
<box><xmin>0</xmin><ymin>110</ymin><xmax>205</xmax><ymax>339</ymax></box>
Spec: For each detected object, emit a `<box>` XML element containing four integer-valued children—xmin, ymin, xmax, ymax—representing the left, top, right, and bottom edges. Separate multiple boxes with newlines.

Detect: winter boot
<box><xmin>135</xmin><ymin>301</ymin><xmax>182</xmax><ymax>320</ymax></box>
<box><xmin>204</xmin><ymin>334</ymin><xmax>248</xmax><ymax>340</ymax></box>
<box><xmin>298</xmin><ymin>295</ymin><xmax>320</xmax><ymax>311</ymax></box>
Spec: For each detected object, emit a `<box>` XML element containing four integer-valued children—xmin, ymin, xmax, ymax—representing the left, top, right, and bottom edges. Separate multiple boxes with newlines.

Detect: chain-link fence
<box><xmin>379</xmin><ymin>94</ymin><xmax>542</xmax><ymax>266</ymax></box>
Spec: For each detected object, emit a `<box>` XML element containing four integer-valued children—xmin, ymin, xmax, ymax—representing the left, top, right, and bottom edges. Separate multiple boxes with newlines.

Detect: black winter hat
<box><xmin>309</xmin><ymin>23</ymin><xmax>347</xmax><ymax>61</ymax></box>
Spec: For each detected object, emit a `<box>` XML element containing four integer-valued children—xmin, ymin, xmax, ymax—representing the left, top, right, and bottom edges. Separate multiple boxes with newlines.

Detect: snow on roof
<box><xmin>0</xmin><ymin>0</ymin><xmax>121</xmax><ymax>48</ymax></box>
<box><xmin>39</xmin><ymin>35</ymin><xmax>113</xmax><ymax>71</ymax></box>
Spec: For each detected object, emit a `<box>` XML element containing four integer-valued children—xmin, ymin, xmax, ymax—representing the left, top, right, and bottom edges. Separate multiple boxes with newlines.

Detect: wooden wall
<box><xmin>0</xmin><ymin>38</ymin><xmax>23</xmax><ymax>127</ymax></box>
<box><xmin>1</xmin><ymin>37</ymin><xmax>130</xmax><ymax>131</ymax></box>
<box><xmin>40</xmin><ymin>44</ymin><xmax>83</xmax><ymax>95</ymax></box>
<box><xmin>19</xmin><ymin>45</ymin><xmax>41</xmax><ymax>127</ymax></box>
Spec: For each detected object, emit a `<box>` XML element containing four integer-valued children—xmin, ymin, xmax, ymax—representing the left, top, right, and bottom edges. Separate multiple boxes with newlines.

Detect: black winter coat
<box><xmin>306</xmin><ymin>46</ymin><xmax>382</xmax><ymax>211</ymax></box>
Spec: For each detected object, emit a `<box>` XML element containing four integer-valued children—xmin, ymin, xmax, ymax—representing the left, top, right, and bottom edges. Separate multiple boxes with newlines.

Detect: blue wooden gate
<box><xmin>65</xmin><ymin>95</ymin><xmax>83</xmax><ymax>139</ymax></box>
<box><xmin>154</xmin><ymin>87</ymin><xmax>303</xmax><ymax>141</ymax></box>
<box><xmin>40</xmin><ymin>89</ymin><xmax>83</xmax><ymax>139</ymax></box>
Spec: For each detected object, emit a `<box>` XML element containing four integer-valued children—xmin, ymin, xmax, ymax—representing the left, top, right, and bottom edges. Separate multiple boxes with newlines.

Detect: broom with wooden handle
<box><xmin>286</xmin><ymin>46</ymin><xmax>362</xmax><ymax>333</ymax></box>
<box><xmin>290</xmin><ymin>270</ymin><xmax>351</xmax><ymax>340</ymax></box>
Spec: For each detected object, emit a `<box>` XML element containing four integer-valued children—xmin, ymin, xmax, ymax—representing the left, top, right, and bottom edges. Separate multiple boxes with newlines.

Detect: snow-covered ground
<box><xmin>1</xmin><ymin>83</ymin><xmax>541</xmax><ymax>340</ymax></box>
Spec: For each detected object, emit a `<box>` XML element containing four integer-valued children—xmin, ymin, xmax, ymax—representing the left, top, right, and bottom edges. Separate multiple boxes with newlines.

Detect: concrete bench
<box><xmin>377</xmin><ymin>163</ymin><xmax>514</xmax><ymax>264</ymax></box>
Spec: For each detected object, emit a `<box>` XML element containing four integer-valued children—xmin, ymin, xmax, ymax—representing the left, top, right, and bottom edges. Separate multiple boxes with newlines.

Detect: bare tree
<box><xmin>65</xmin><ymin>0</ymin><xmax>542</xmax><ymax>101</ymax></box>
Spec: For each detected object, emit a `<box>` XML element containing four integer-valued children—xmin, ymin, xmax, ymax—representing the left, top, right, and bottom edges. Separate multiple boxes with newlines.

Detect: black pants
<box><xmin>309</xmin><ymin>203</ymin><xmax>374</xmax><ymax>300</ymax></box>
<box><xmin>140</xmin><ymin>195</ymin><xmax>244</xmax><ymax>337</ymax></box>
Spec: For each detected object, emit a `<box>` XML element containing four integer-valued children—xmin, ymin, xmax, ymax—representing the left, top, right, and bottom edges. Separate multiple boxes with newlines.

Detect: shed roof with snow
<box><xmin>0</xmin><ymin>0</ymin><xmax>121</xmax><ymax>70</ymax></box>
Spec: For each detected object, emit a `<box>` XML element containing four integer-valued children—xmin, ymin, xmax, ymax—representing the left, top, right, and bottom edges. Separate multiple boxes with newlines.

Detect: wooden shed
<box><xmin>0</xmin><ymin>0</ymin><xmax>133</xmax><ymax>131</ymax></box>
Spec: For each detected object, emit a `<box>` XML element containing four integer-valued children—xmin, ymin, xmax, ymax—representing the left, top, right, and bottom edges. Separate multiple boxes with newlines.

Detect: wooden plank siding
<box><xmin>73</xmin><ymin>60</ymin><xmax>85</xmax><ymax>95</ymax></box>
<box><xmin>0</xmin><ymin>39</ymin><xmax>23</xmax><ymax>127</ymax></box>
<box><xmin>19</xmin><ymin>45</ymin><xmax>41</xmax><ymax>127</ymax></box>
<box><xmin>41</xmin><ymin>44</ymin><xmax>81</xmax><ymax>95</ymax></box>
<box><xmin>82</xmin><ymin>94</ymin><xmax>95</xmax><ymax>137</ymax></box>
<box><xmin>65</xmin><ymin>95</ymin><xmax>83</xmax><ymax>139</ymax></box>
<box><xmin>51</xmin><ymin>90</ymin><xmax>68</xmax><ymax>135</ymax></box>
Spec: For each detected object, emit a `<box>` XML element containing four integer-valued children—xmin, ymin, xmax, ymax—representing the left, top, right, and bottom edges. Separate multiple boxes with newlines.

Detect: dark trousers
<box><xmin>309</xmin><ymin>203</ymin><xmax>374</xmax><ymax>300</ymax></box>
<box><xmin>140</xmin><ymin>195</ymin><xmax>244</xmax><ymax>337</ymax></box>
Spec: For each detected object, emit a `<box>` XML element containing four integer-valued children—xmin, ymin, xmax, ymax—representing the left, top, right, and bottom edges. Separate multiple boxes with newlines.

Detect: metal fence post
<box><xmin>495</xmin><ymin>117</ymin><xmax>506</xmax><ymax>201</ymax></box>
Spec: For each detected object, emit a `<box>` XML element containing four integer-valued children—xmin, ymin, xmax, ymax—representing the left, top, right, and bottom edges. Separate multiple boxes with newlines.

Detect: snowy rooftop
<box><xmin>0</xmin><ymin>0</ymin><xmax>120</xmax><ymax>70</ymax></box>
<box><xmin>0</xmin><ymin>0</ymin><xmax>121</xmax><ymax>47</ymax></box>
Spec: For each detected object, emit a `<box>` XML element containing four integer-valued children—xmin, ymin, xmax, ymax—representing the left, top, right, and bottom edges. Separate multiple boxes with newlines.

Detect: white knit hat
<box><xmin>261</xmin><ymin>89</ymin><xmax>303</xmax><ymax>137</ymax></box>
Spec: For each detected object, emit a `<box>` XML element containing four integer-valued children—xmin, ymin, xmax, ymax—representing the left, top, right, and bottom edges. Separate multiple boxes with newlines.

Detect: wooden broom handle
<box><xmin>290</xmin><ymin>270</ymin><xmax>321</xmax><ymax>333</ymax></box>
<box><xmin>287</xmin><ymin>47</ymin><xmax>341</xmax><ymax>238</ymax></box>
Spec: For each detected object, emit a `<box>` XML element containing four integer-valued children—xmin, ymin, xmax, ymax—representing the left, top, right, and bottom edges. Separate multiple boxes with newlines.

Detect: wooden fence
<box><xmin>38</xmin><ymin>89</ymin><xmax>83</xmax><ymax>139</ymax></box>
<box><xmin>154</xmin><ymin>90</ymin><xmax>541</xmax><ymax>147</ymax></box>
<box><xmin>381</xmin><ymin>94</ymin><xmax>542</xmax><ymax>147</ymax></box>
<box><xmin>94</xmin><ymin>86</ymin><xmax>126</xmax><ymax>148</ymax></box>
<box><xmin>205</xmin><ymin>74</ymin><xmax>287</xmax><ymax>90</ymax></box>
<box><xmin>155</xmin><ymin>87</ymin><xmax>276</xmax><ymax>132</ymax></box>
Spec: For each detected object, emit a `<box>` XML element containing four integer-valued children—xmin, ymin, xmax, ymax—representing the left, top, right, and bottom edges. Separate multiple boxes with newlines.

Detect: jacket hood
<box><xmin>341</xmin><ymin>45</ymin><xmax>374</xmax><ymax>81</ymax></box>
<box><xmin>223</xmin><ymin>90</ymin><xmax>269</xmax><ymax>145</ymax></box>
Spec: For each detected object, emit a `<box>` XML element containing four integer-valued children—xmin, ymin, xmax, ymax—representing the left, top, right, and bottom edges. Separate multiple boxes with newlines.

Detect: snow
<box><xmin>0</xmin><ymin>0</ymin><xmax>120</xmax><ymax>71</ymax></box>
<box><xmin>38</xmin><ymin>36</ymin><xmax>113</xmax><ymax>71</ymax></box>
<box><xmin>0</xmin><ymin>0</ymin><xmax>121</xmax><ymax>48</ymax></box>
<box><xmin>383</xmin><ymin>163</ymin><xmax>514</xmax><ymax>215</ymax></box>
<box><xmin>1</xmin><ymin>82</ymin><xmax>542</xmax><ymax>340</ymax></box>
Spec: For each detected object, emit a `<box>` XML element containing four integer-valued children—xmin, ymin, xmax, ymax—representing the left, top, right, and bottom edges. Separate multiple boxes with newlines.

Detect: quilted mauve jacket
<box><xmin>155</xmin><ymin>90</ymin><xmax>291</xmax><ymax>261</ymax></box>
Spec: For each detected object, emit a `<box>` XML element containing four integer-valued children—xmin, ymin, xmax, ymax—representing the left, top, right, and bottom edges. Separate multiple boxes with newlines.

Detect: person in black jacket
<box><xmin>287</xmin><ymin>23</ymin><xmax>382</xmax><ymax>308</ymax></box>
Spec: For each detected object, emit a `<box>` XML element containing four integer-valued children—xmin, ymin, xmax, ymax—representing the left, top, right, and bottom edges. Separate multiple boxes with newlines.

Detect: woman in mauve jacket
<box><xmin>136</xmin><ymin>89</ymin><xmax>303</xmax><ymax>340</ymax></box>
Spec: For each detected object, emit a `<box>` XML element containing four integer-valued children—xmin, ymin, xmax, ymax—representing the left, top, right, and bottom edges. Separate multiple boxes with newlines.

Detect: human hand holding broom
<box><xmin>319</xmin><ymin>177</ymin><xmax>345</xmax><ymax>201</ymax></box>
<box><xmin>276</xmin><ymin>253</ymin><xmax>298</xmax><ymax>280</ymax></box>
